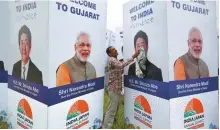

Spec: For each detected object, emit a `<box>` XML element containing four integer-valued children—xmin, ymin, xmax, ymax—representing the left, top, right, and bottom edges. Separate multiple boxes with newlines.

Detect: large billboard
<box><xmin>123</xmin><ymin>0</ymin><xmax>218</xmax><ymax>129</ymax></box>
<box><xmin>7</xmin><ymin>1</ymin><xmax>49</xmax><ymax>128</ymax></box>
<box><xmin>0</xmin><ymin>2</ymin><xmax>10</xmax><ymax>124</ymax></box>
<box><xmin>8</xmin><ymin>1</ymin><xmax>107</xmax><ymax>129</ymax></box>
<box><xmin>123</xmin><ymin>1</ymin><xmax>169</xmax><ymax>129</ymax></box>
<box><xmin>167</xmin><ymin>1</ymin><xmax>218</xmax><ymax>129</ymax></box>
<box><xmin>47</xmin><ymin>1</ymin><xmax>107</xmax><ymax>128</ymax></box>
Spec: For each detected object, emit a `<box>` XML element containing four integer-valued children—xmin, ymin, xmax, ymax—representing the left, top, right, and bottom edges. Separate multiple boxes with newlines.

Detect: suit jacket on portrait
<box><xmin>12</xmin><ymin>60</ymin><xmax>43</xmax><ymax>85</ymax></box>
<box><xmin>128</xmin><ymin>59</ymin><xmax>163</xmax><ymax>82</ymax></box>
<box><xmin>0</xmin><ymin>61</ymin><xmax>5</xmax><ymax>71</ymax></box>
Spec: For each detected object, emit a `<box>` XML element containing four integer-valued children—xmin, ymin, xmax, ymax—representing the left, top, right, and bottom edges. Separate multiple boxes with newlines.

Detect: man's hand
<box><xmin>132</xmin><ymin>50</ymin><xmax>140</xmax><ymax>59</ymax></box>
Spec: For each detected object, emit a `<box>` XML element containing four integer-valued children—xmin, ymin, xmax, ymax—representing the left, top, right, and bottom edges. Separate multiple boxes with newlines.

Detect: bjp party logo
<box><xmin>134</xmin><ymin>95</ymin><xmax>152</xmax><ymax>128</ymax></box>
<box><xmin>66</xmin><ymin>100</ymin><xmax>89</xmax><ymax>129</ymax></box>
<box><xmin>17</xmin><ymin>98</ymin><xmax>33</xmax><ymax>129</ymax></box>
<box><xmin>184</xmin><ymin>98</ymin><xmax>204</xmax><ymax>129</ymax></box>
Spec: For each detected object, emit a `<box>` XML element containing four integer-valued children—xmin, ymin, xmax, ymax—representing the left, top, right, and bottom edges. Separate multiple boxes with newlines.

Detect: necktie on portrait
<box><xmin>21</xmin><ymin>66</ymin><xmax>26</xmax><ymax>80</ymax></box>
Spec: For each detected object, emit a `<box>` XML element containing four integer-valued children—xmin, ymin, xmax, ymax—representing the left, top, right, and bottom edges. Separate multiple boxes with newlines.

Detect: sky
<box><xmin>107</xmin><ymin>0</ymin><xmax>130</xmax><ymax>32</ymax></box>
